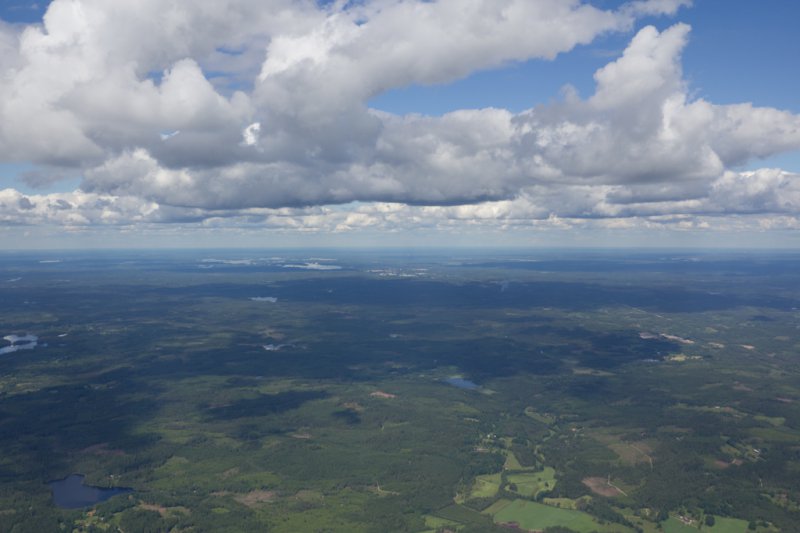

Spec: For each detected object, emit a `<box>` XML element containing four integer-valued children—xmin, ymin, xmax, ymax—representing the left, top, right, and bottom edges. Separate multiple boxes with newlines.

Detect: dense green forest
<box><xmin>1</xmin><ymin>250</ymin><xmax>799</xmax><ymax>532</ymax></box>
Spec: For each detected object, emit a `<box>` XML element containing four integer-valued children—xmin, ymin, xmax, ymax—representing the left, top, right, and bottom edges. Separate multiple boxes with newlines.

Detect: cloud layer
<box><xmin>1</xmin><ymin>0</ymin><xmax>800</xmax><ymax>236</ymax></box>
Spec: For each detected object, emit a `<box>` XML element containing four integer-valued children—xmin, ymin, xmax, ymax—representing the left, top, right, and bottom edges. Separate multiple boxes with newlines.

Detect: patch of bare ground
<box><xmin>342</xmin><ymin>402</ymin><xmax>364</xmax><ymax>412</ymax></box>
<box><xmin>220</xmin><ymin>467</ymin><xmax>240</xmax><ymax>479</ymax></box>
<box><xmin>590</xmin><ymin>432</ymin><xmax>653</xmax><ymax>467</ymax></box>
<box><xmin>140</xmin><ymin>503</ymin><xmax>169</xmax><ymax>516</ymax></box>
<box><xmin>708</xmin><ymin>342</ymin><xmax>725</xmax><ymax>349</ymax></box>
<box><xmin>582</xmin><ymin>477</ymin><xmax>624</xmax><ymax>497</ymax></box>
<box><xmin>370</xmin><ymin>391</ymin><xmax>396</xmax><ymax>399</ymax></box>
<box><xmin>234</xmin><ymin>490</ymin><xmax>278</xmax><ymax>507</ymax></box>
<box><xmin>367</xmin><ymin>483</ymin><xmax>400</xmax><ymax>496</ymax></box>
<box><xmin>606</xmin><ymin>442</ymin><xmax>653</xmax><ymax>467</ymax></box>
<box><xmin>740</xmin><ymin>344</ymin><xmax>755</xmax><ymax>350</ymax></box>
<box><xmin>713</xmin><ymin>460</ymin><xmax>731</xmax><ymax>469</ymax></box>
<box><xmin>139</xmin><ymin>503</ymin><xmax>190</xmax><ymax>517</ymax></box>
<box><xmin>291</xmin><ymin>432</ymin><xmax>312</xmax><ymax>439</ymax></box>
<box><xmin>733</xmin><ymin>382</ymin><xmax>754</xmax><ymax>392</ymax></box>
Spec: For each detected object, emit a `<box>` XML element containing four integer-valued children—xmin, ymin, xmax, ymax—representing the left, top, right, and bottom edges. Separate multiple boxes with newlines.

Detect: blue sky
<box><xmin>373</xmin><ymin>2</ymin><xmax>800</xmax><ymax>117</ymax></box>
<box><xmin>369</xmin><ymin>1</ymin><xmax>800</xmax><ymax>174</ymax></box>
<box><xmin>1</xmin><ymin>0</ymin><xmax>799</xmax><ymax>248</ymax></box>
<box><xmin>2</xmin><ymin>1</ymin><xmax>794</xmax><ymax>115</ymax></box>
<box><xmin>0</xmin><ymin>1</ymin><xmax>49</xmax><ymax>24</ymax></box>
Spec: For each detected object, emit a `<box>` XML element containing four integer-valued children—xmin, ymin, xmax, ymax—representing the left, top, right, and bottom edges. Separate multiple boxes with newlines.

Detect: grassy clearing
<box><xmin>481</xmin><ymin>498</ymin><xmax>513</xmax><ymax>515</ymax></box>
<box><xmin>524</xmin><ymin>407</ymin><xmax>555</xmax><ymax>425</ymax></box>
<box><xmin>753</xmin><ymin>415</ymin><xmax>785</xmax><ymax>427</ymax></box>
<box><xmin>748</xmin><ymin>426</ymin><xmax>800</xmax><ymax>442</ymax></box>
<box><xmin>707</xmin><ymin>517</ymin><xmax>749</xmax><ymax>533</ymax></box>
<box><xmin>458</xmin><ymin>473</ymin><xmax>501</xmax><ymax>501</ymax></box>
<box><xmin>434</xmin><ymin>504</ymin><xmax>487</xmax><ymax>527</ymax></box>
<box><xmin>542</xmin><ymin>497</ymin><xmax>586</xmax><ymax>510</ymax></box>
<box><xmin>503</xmin><ymin>449</ymin><xmax>523</xmax><ymax>470</ymax></box>
<box><xmin>472</xmin><ymin>473</ymin><xmax>502</xmax><ymax>498</ymax></box>
<box><xmin>588</xmin><ymin>428</ymin><xmax>654</xmax><ymax>467</ymax></box>
<box><xmin>505</xmin><ymin>467</ymin><xmax>556</xmax><ymax>498</ymax></box>
<box><xmin>662</xmin><ymin>517</ymin><xmax>700</xmax><ymax>532</ymax></box>
<box><xmin>491</xmin><ymin>500</ymin><xmax>628</xmax><ymax>532</ymax></box>
<box><xmin>256</xmin><ymin>489</ymin><xmax>373</xmax><ymax>533</ymax></box>
<box><xmin>660</xmin><ymin>513</ymin><xmax>749</xmax><ymax>532</ymax></box>
<box><xmin>423</xmin><ymin>514</ymin><xmax>462</xmax><ymax>530</ymax></box>
<box><xmin>582</xmin><ymin>476</ymin><xmax>625</xmax><ymax>497</ymax></box>
<box><xmin>625</xmin><ymin>513</ymin><xmax>662</xmax><ymax>533</ymax></box>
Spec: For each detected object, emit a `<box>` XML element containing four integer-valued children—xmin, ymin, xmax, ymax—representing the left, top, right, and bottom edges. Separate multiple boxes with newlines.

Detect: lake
<box><xmin>49</xmin><ymin>474</ymin><xmax>133</xmax><ymax>509</ymax></box>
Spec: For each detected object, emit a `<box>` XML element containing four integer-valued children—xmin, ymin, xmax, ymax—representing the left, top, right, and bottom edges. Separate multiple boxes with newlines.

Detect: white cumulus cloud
<box><xmin>241</xmin><ymin>122</ymin><xmax>261</xmax><ymax>147</ymax></box>
<box><xmin>0</xmin><ymin>0</ymin><xmax>799</xmax><ymax>238</ymax></box>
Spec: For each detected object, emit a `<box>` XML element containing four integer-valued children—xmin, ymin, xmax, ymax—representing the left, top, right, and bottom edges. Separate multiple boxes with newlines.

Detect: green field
<box><xmin>466</xmin><ymin>472</ymin><xmax>502</xmax><ymax>499</ymax></box>
<box><xmin>433</xmin><ymin>504</ymin><xmax>490</xmax><ymax>527</ymax></box>
<box><xmin>503</xmin><ymin>449</ymin><xmax>524</xmax><ymax>470</ymax></box>
<box><xmin>423</xmin><ymin>514</ymin><xmax>462</xmax><ymax>532</ymax></box>
<box><xmin>482</xmin><ymin>498</ymin><xmax>514</xmax><ymax>515</ymax></box>
<box><xmin>491</xmin><ymin>500</ymin><xmax>630</xmax><ymax>532</ymax></box>
<box><xmin>663</xmin><ymin>517</ymin><xmax>702</xmax><ymax>533</ymax></box>
<box><xmin>524</xmin><ymin>407</ymin><xmax>556</xmax><ymax>425</ymax></box>
<box><xmin>505</xmin><ymin>467</ymin><xmax>556</xmax><ymax>498</ymax></box>
<box><xmin>707</xmin><ymin>517</ymin><xmax>750</xmax><ymax>533</ymax></box>
<box><xmin>542</xmin><ymin>497</ymin><xmax>584</xmax><ymax>510</ymax></box>
<box><xmin>659</xmin><ymin>515</ymin><xmax>750</xmax><ymax>533</ymax></box>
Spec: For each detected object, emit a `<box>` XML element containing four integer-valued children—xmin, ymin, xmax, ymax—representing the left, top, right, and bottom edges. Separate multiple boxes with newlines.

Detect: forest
<box><xmin>1</xmin><ymin>249</ymin><xmax>799</xmax><ymax>532</ymax></box>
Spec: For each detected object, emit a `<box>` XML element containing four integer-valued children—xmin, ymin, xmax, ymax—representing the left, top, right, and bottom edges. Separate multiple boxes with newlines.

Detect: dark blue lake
<box><xmin>445</xmin><ymin>377</ymin><xmax>479</xmax><ymax>390</ymax></box>
<box><xmin>49</xmin><ymin>474</ymin><xmax>133</xmax><ymax>509</ymax></box>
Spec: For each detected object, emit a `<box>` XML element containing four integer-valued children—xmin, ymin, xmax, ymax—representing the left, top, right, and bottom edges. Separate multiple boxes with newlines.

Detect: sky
<box><xmin>0</xmin><ymin>0</ymin><xmax>799</xmax><ymax>249</ymax></box>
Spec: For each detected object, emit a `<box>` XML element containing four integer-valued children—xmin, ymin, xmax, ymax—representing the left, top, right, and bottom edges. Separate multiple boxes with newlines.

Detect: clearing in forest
<box><xmin>582</xmin><ymin>476</ymin><xmax>625</xmax><ymax>497</ymax></box>
<box><xmin>506</xmin><ymin>467</ymin><xmax>556</xmax><ymax>498</ymax></box>
<box><xmin>491</xmin><ymin>500</ymin><xmax>628</xmax><ymax>532</ymax></box>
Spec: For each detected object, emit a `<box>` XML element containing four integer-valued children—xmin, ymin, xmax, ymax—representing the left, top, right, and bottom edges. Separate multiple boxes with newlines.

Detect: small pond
<box><xmin>49</xmin><ymin>474</ymin><xmax>133</xmax><ymax>509</ymax></box>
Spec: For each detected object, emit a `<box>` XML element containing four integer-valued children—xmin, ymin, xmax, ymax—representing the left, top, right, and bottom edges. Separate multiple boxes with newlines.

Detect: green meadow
<box><xmin>491</xmin><ymin>500</ymin><xmax>630</xmax><ymax>532</ymax></box>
